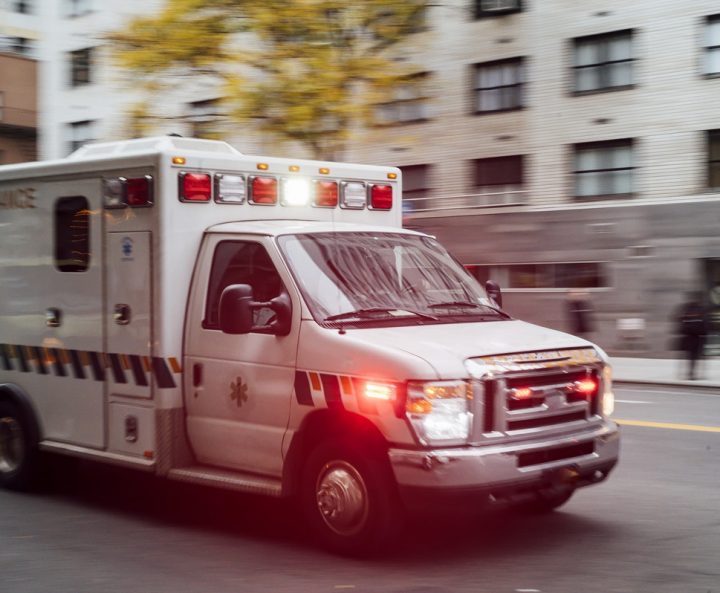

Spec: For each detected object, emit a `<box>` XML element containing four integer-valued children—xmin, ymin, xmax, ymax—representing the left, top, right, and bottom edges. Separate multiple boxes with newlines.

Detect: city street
<box><xmin>1</xmin><ymin>385</ymin><xmax>719</xmax><ymax>593</ymax></box>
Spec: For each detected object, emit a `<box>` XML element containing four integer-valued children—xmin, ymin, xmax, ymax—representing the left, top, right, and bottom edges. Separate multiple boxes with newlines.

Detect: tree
<box><xmin>109</xmin><ymin>0</ymin><xmax>428</xmax><ymax>159</ymax></box>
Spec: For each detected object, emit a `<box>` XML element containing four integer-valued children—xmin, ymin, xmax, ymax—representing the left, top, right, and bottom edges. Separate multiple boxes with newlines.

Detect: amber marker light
<box><xmin>318</xmin><ymin>167</ymin><xmax>330</xmax><ymax>175</ymax></box>
<box><xmin>364</xmin><ymin>381</ymin><xmax>396</xmax><ymax>401</ymax></box>
<box><xmin>257</xmin><ymin>163</ymin><xmax>269</xmax><ymax>170</ymax></box>
<box><xmin>387</xmin><ymin>172</ymin><xmax>397</xmax><ymax>180</ymax></box>
<box><xmin>511</xmin><ymin>387</ymin><xmax>533</xmax><ymax>400</ymax></box>
<box><xmin>172</xmin><ymin>156</ymin><xmax>186</xmax><ymax>165</ymax></box>
<box><xmin>288</xmin><ymin>165</ymin><xmax>300</xmax><ymax>172</ymax></box>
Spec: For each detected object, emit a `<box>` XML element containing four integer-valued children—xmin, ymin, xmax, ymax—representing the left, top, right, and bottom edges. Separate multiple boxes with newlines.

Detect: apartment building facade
<box><xmin>2</xmin><ymin>0</ymin><xmax>720</xmax><ymax>355</ymax></box>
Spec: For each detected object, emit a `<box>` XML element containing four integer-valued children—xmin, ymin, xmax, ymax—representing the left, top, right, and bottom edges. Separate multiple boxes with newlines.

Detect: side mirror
<box><xmin>218</xmin><ymin>284</ymin><xmax>293</xmax><ymax>336</ymax></box>
<box><xmin>219</xmin><ymin>284</ymin><xmax>254</xmax><ymax>334</ymax></box>
<box><xmin>485</xmin><ymin>280</ymin><xmax>503</xmax><ymax>308</ymax></box>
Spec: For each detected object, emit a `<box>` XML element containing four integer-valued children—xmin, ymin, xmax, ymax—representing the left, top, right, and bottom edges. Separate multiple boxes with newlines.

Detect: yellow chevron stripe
<box><xmin>168</xmin><ymin>357</ymin><xmax>182</xmax><ymax>373</ymax></box>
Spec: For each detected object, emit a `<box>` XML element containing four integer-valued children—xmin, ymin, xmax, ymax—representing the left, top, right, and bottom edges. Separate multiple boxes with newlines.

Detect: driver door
<box><xmin>184</xmin><ymin>235</ymin><xmax>299</xmax><ymax>477</ymax></box>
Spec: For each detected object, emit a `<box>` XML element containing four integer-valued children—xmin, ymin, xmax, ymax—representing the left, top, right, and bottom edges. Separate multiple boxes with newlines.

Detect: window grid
<box><xmin>70</xmin><ymin>48</ymin><xmax>93</xmax><ymax>87</ymax></box>
<box><xmin>473</xmin><ymin>58</ymin><xmax>524</xmax><ymax>113</ymax></box>
<box><xmin>705</xmin><ymin>15</ymin><xmax>720</xmax><ymax>75</ymax></box>
<box><xmin>573</xmin><ymin>139</ymin><xmax>634</xmax><ymax>199</ymax></box>
<box><xmin>709</xmin><ymin>130</ymin><xmax>720</xmax><ymax>190</ymax></box>
<box><xmin>375</xmin><ymin>73</ymin><xmax>430</xmax><ymax>125</ymax></box>
<box><xmin>573</xmin><ymin>30</ymin><xmax>634</xmax><ymax>93</ymax></box>
<box><xmin>475</xmin><ymin>0</ymin><xmax>522</xmax><ymax>18</ymax></box>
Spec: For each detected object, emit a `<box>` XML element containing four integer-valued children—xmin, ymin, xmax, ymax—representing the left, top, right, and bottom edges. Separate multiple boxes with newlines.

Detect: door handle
<box><xmin>45</xmin><ymin>307</ymin><xmax>62</xmax><ymax>328</ymax></box>
<box><xmin>193</xmin><ymin>363</ymin><xmax>203</xmax><ymax>387</ymax></box>
<box><xmin>113</xmin><ymin>304</ymin><xmax>131</xmax><ymax>325</ymax></box>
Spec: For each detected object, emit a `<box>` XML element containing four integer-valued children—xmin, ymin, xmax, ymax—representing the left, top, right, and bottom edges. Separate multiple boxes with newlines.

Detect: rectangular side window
<box><xmin>573</xmin><ymin>30</ymin><xmax>634</xmax><ymax>93</ymax></box>
<box><xmin>473</xmin><ymin>58</ymin><xmax>524</xmax><ymax>113</ymax></box>
<box><xmin>204</xmin><ymin>241</ymin><xmax>285</xmax><ymax>330</ymax></box>
<box><xmin>55</xmin><ymin>196</ymin><xmax>90</xmax><ymax>272</ymax></box>
<box><xmin>574</xmin><ymin>139</ymin><xmax>634</xmax><ymax>198</ymax></box>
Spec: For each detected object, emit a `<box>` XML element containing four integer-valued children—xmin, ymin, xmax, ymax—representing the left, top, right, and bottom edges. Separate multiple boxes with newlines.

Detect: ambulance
<box><xmin>0</xmin><ymin>136</ymin><xmax>619</xmax><ymax>553</ymax></box>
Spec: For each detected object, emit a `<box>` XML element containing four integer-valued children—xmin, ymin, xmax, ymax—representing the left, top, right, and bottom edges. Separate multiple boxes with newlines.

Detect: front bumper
<box><xmin>389</xmin><ymin>421</ymin><xmax>619</xmax><ymax>508</ymax></box>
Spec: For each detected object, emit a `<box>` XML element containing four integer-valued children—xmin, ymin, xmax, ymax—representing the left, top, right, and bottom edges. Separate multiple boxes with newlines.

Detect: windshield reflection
<box><xmin>278</xmin><ymin>232</ymin><xmax>499</xmax><ymax>326</ymax></box>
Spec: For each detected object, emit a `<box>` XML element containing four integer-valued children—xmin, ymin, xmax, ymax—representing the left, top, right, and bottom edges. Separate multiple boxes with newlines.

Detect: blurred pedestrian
<box><xmin>567</xmin><ymin>289</ymin><xmax>594</xmax><ymax>341</ymax></box>
<box><xmin>675</xmin><ymin>292</ymin><xmax>709</xmax><ymax>380</ymax></box>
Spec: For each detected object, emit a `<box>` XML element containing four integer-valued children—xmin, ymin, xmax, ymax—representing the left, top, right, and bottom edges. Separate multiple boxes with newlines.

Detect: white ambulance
<box><xmin>0</xmin><ymin>137</ymin><xmax>619</xmax><ymax>553</ymax></box>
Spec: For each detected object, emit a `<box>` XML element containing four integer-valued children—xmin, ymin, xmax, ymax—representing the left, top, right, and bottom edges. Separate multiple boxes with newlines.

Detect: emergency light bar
<box><xmin>176</xmin><ymin>171</ymin><xmax>394</xmax><ymax>211</ymax></box>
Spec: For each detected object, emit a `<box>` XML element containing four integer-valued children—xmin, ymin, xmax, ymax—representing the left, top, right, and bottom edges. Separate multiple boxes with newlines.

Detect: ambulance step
<box><xmin>167</xmin><ymin>466</ymin><xmax>283</xmax><ymax>497</ymax></box>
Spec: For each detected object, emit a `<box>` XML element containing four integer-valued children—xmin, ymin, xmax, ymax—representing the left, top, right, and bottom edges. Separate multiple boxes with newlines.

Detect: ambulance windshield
<box><xmin>278</xmin><ymin>232</ymin><xmax>506</xmax><ymax>326</ymax></box>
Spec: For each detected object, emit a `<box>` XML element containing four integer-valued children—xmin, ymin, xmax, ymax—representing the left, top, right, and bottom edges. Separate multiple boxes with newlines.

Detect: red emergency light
<box><xmin>574</xmin><ymin>378</ymin><xmax>597</xmax><ymax>396</ymax></box>
<box><xmin>314</xmin><ymin>180</ymin><xmax>338</xmax><ymax>208</ymax></box>
<box><xmin>250</xmin><ymin>176</ymin><xmax>278</xmax><ymax>204</ymax></box>
<box><xmin>180</xmin><ymin>172</ymin><xmax>212</xmax><ymax>202</ymax></box>
<box><xmin>125</xmin><ymin>176</ymin><xmax>153</xmax><ymax>206</ymax></box>
<box><xmin>370</xmin><ymin>184</ymin><xmax>393</xmax><ymax>210</ymax></box>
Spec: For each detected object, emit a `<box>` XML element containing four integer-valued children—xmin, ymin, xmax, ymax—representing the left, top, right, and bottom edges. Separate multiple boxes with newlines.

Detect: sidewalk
<box><xmin>610</xmin><ymin>356</ymin><xmax>720</xmax><ymax>389</ymax></box>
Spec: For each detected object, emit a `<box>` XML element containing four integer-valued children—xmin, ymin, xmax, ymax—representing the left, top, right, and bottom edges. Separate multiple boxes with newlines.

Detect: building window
<box><xmin>473</xmin><ymin>58</ymin><xmax>524</xmax><ymax>113</ymax></box>
<box><xmin>709</xmin><ymin>130</ymin><xmax>720</xmax><ymax>190</ymax></box>
<box><xmin>574</xmin><ymin>139</ymin><xmax>634</xmax><ymax>198</ymax></box>
<box><xmin>473</xmin><ymin>155</ymin><xmax>524</xmax><ymax>192</ymax></box>
<box><xmin>400</xmin><ymin>164</ymin><xmax>431</xmax><ymax>211</ymax></box>
<box><xmin>573</xmin><ymin>30</ymin><xmax>634</xmax><ymax>93</ymax></box>
<box><xmin>0</xmin><ymin>36</ymin><xmax>34</xmax><ymax>56</ymax></box>
<box><xmin>187</xmin><ymin>99</ymin><xmax>223</xmax><ymax>138</ymax></box>
<box><xmin>475</xmin><ymin>0</ymin><xmax>522</xmax><ymax>18</ymax></box>
<box><xmin>65</xmin><ymin>0</ymin><xmax>93</xmax><ymax>17</ymax></box>
<box><xmin>705</xmin><ymin>15</ymin><xmax>720</xmax><ymax>75</ymax></box>
<box><xmin>55</xmin><ymin>196</ymin><xmax>90</xmax><ymax>273</ymax></box>
<box><xmin>468</xmin><ymin>262</ymin><xmax>607</xmax><ymax>290</ymax></box>
<box><xmin>70</xmin><ymin>48</ymin><xmax>93</xmax><ymax>87</ymax></box>
<box><xmin>68</xmin><ymin>120</ymin><xmax>95</xmax><ymax>154</ymax></box>
<box><xmin>375</xmin><ymin>73</ymin><xmax>430</xmax><ymax>125</ymax></box>
<box><xmin>12</xmin><ymin>1</ymin><xmax>33</xmax><ymax>14</ymax></box>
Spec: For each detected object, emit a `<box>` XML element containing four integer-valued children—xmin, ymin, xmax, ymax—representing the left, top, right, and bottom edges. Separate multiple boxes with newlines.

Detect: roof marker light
<box><xmin>387</xmin><ymin>172</ymin><xmax>398</xmax><ymax>180</ymax></box>
<box><xmin>179</xmin><ymin>172</ymin><xmax>212</xmax><ymax>202</ymax></box>
<box><xmin>340</xmin><ymin>181</ymin><xmax>366</xmax><ymax>209</ymax></box>
<box><xmin>319</xmin><ymin>167</ymin><xmax>330</xmax><ymax>175</ymax></box>
<box><xmin>289</xmin><ymin>165</ymin><xmax>300</xmax><ymax>172</ymax></box>
<box><xmin>257</xmin><ymin>163</ymin><xmax>269</xmax><ymax>171</ymax></box>
<box><xmin>172</xmin><ymin>156</ymin><xmax>186</xmax><ymax>165</ymax></box>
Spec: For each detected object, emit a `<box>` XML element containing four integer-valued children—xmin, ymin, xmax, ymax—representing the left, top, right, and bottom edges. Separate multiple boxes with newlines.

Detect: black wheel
<box><xmin>301</xmin><ymin>439</ymin><xmax>402</xmax><ymax>555</ymax></box>
<box><xmin>0</xmin><ymin>400</ymin><xmax>40</xmax><ymax>491</ymax></box>
<box><xmin>514</xmin><ymin>487</ymin><xmax>575</xmax><ymax>513</ymax></box>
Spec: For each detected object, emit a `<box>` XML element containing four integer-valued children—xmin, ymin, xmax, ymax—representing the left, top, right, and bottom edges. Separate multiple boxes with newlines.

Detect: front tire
<box><xmin>0</xmin><ymin>400</ymin><xmax>40</xmax><ymax>491</ymax></box>
<box><xmin>301</xmin><ymin>439</ymin><xmax>402</xmax><ymax>555</ymax></box>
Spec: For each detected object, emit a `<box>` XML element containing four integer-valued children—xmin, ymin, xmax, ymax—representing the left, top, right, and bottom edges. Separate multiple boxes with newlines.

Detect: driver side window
<box><xmin>203</xmin><ymin>240</ymin><xmax>285</xmax><ymax>330</ymax></box>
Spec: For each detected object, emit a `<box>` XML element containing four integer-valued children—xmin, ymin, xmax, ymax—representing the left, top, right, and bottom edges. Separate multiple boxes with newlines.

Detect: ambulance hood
<box><xmin>345</xmin><ymin>319</ymin><xmax>593</xmax><ymax>379</ymax></box>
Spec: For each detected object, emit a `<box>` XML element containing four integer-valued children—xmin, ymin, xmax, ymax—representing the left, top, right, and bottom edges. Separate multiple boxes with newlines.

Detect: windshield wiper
<box><xmin>429</xmin><ymin>301</ymin><xmax>511</xmax><ymax>319</ymax></box>
<box><xmin>325</xmin><ymin>307</ymin><xmax>438</xmax><ymax>322</ymax></box>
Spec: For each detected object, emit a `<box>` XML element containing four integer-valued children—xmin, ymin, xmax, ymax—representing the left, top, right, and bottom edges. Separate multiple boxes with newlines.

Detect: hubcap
<box><xmin>315</xmin><ymin>460</ymin><xmax>369</xmax><ymax>536</ymax></box>
<box><xmin>0</xmin><ymin>416</ymin><xmax>24</xmax><ymax>474</ymax></box>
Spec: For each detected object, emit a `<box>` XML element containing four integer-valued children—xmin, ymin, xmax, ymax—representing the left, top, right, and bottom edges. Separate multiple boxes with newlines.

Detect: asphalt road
<box><xmin>1</xmin><ymin>385</ymin><xmax>719</xmax><ymax>593</ymax></box>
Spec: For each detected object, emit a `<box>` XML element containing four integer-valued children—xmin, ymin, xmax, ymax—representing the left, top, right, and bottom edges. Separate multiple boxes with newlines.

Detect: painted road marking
<box><xmin>615</xmin><ymin>399</ymin><xmax>652</xmax><ymax>404</ymax></box>
<box><xmin>617</xmin><ymin>419</ymin><xmax>720</xmax><ymax>433</ymax></box>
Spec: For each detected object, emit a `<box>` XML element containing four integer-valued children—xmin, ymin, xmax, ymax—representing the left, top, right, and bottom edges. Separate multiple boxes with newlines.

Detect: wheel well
<box><xmin>282</xmin><ymin>409</ymin><xmax>390</xmax><ymax>498</ymax></box>
<box><xmin>0</xmin><ymin>384</ymin><xmax>42</xmax><ymax>445</ymax></box>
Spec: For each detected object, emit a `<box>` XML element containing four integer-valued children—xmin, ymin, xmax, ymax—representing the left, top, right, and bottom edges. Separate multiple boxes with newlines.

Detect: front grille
<box><xmin>507</xmin><ymin>410</ymin><xmax>587</xmax><ymax>431</ymax></box>
<box><xmin>472</xmin><ymin>353</ymin><xmax>603</xmax><ymax>442</ymax></box>
<box><xmin>517</xmin><ymin>441</ymin><xmax>595</xmax><ymax>468</ymax></box>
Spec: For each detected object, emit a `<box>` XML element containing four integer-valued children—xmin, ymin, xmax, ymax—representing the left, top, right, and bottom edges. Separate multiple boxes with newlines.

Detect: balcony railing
<box><xmin>403</xmin><ymin>190</ymin><xmax>528</xmax><ymax>218</ymax></box>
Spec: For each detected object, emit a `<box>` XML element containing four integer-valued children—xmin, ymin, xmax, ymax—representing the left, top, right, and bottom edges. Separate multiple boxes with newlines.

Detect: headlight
<box><xmin>602</xmin><ymin>365</ymin><xmax>615</xmax><ymax>416</ymax></box>
<box><xmin>406</xmin><ymin>380</ymin><xmax>472</xmax><ymax>445</ymax></box>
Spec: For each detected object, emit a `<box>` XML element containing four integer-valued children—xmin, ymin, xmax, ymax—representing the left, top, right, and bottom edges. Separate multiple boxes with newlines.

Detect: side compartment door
<box><xmin>105</xmin><ymin>232</ymin><xmax>153</xmax><ymax>399</ymax></box>
<box><xmin>184</xmin><ymin>235</ymin><xmax>299</xmax><ymax>477</ymax></box>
